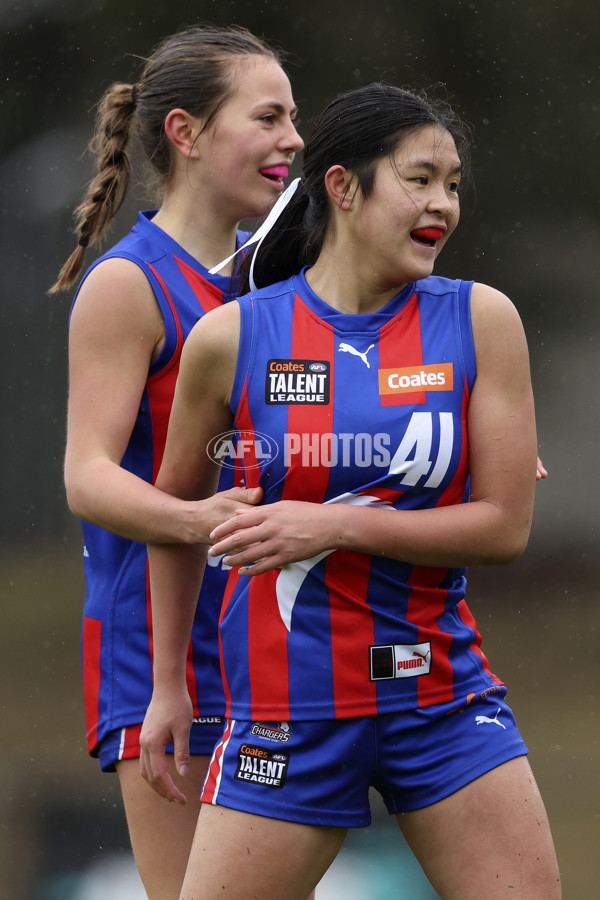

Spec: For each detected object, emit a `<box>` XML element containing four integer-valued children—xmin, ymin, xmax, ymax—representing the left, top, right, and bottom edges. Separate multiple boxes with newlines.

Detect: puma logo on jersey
<box><xmin>475</xmin><ymin>708</ymin><xmax>506</xmax><ymax>729</ymax></box>
<box><xmin>369</xmin><ymin>641</ymin><xmax>432</xmax><ymax>680</ymax></box>
<box><xmin>338</xmin><ymin>342</ymin><xmax>375</xmax><ymax>368</ymax></box>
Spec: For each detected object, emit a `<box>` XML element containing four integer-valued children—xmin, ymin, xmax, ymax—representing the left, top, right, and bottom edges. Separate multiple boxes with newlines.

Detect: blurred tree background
<box><xmin>1</xmin><ymin>1</ymin><xmax>598</xmax><ymax>897</ymax></box>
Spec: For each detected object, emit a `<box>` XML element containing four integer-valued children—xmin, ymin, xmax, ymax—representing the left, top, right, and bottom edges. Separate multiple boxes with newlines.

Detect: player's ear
<box><xmin>164</xmin><ymin>108</ymin><xmax>203</xmax><ymax>159</ymax></box>
<box><xmin>323</xmin><ymin>165</ymin><xmax>357</xmax><ymax>210</ymax></box>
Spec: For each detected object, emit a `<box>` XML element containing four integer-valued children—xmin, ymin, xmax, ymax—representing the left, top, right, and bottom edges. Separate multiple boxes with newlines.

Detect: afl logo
<box><xmin>206</xmin><ymin>429</ymin><xmax>279</xmax><ymax>470</ymax></box>
<box><xmin>272</xmin><ymin>754</ymin><xmax>288</xmax><ymax>762</ymax></box>
<box><xmin>309</xmin><ymin>362</ymin><xmax>327</xmax><ymax>373</ymax></box>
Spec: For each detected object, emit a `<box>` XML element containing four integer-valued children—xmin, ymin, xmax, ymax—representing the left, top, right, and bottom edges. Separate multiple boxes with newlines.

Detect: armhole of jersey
<box><xmin>456</xmin><ymin>280</ymin><xmax>477</xmax><ymax>391</ymax></box>
<box><xmin>70</xmin><ymin>251</ymin><xmax>180</xmax><ymax>375</ymax></box>
<box><xmin>230</xmin><ymin>295</ymin><xmax>256</xmax><ymax>415</ymax></box>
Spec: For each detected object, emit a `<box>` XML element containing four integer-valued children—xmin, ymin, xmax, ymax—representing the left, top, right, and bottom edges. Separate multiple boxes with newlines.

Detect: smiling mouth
<box><xmin>411</xmin><ymin>227</ymin><xmax>445</xmax><ymax>246</ymax></box>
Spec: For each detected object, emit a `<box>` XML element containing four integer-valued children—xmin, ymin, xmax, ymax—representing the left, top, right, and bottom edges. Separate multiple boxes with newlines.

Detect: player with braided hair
<box><xmin>52</xmin><ymin>25</ymin><xmax>302</xmax><ymax>898</ymax></box>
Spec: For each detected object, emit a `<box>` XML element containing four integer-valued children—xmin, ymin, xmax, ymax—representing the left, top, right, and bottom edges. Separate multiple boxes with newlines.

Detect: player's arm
<box><xmin>209</xmin><ymin>284</ymin><xmax>537</xmax><ymax>571</ymax></box>
<box><xmin>140</xmin><ymin>303</ymin><xmax>240</xmax><ymax>802</ymax></box>
<box><xmin>65</xmin><ymin>260</ymin><xmax>258</xmax><ymax>544</ymax></box>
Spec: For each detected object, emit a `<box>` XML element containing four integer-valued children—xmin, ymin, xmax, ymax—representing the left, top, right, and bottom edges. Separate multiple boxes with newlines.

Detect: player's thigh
<box><xmin>182</xmin><ymin>803</ymin><xmax>346</xmax><ymax>900</ymax></box>
<box><xmin>396</xmin><ymin>756</ymin><xmax>561</xmax><ymax>900</ymax></box>
<box><xmin>117</xmin><ymin>755</ymin><xmax>209</xmax><ymax>900</ymax></box>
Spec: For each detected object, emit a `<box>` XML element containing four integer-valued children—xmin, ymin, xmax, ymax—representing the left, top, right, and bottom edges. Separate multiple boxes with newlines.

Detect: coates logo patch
<box><xmin>266</xmin><ymin>359</ymin><xmax>330</xmax><ymax>405</ymax></box>
<box><xmin>250</xmin><ymin>722</ymin><xmax>292</xmax><ymax>743</ymax></box>
<box><xmin>378</xmin><ymin>363</ymin><xmax>454</xmax><ymax>396</ymax></box>
<box><xmin>234</xmin><ymin>744</ymin><xmax>289</xmax><ymax>788</ymax></box>
<box><xmin>369</xmin><ymin>642</ymin><xmax>432</xmax><ymax>681</ymax></box>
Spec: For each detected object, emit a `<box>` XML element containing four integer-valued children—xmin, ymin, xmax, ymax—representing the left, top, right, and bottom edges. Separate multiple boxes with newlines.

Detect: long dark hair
<box><xmin>241</xmin><ymin>83</ymin><xmax>472</xmax><ymax>293</ymax></box>
<box><xmin>50</xmin><ymin>25</ymin><xmax>281</xmax><ymax>293</ymax></box>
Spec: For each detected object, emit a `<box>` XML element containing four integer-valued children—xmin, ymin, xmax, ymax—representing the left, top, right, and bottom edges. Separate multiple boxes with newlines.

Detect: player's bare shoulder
<box><xmin>183</xmin><ymin>300</ymin><xmax>240</xmax><ymax>363</ymax></box>
<box><xmin>469</xmin><ymin>281</ymin><xmax>532</xmax><ymax>408</ymax></box>
<box><xmin>179</xmin><ymin>301</ymin><xmax>241</xmax><ymax>404</ymax></box>
<box><xmin>74</xmin><ymin>255</ymin><xmax>156</xmax><ymax>308</ymax></box>
<box><xmin>72</xmin><ymin>256</ymin><xmax>164</xmax><ymax>337</ymax></box>
<box><xmin>70</xmin><ymin>256</ymin><xmax>165</xmax><ymax>363</ymax></box>
<box><xmin>470</xmin><ymin>282</ymin><xmax>528</xmax><ymax>358</ymax></box>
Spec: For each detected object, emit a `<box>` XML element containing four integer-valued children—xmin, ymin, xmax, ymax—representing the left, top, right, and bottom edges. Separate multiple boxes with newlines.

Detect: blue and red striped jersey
<box><xmin>75</xmin><ymin>211</ymin><xmax>247</xmax><ymax>755</ymax></box>
<box><xmin>220</xmin><ymin>269</ymin><xmax>503</xmax><ymax>721</ymax></box>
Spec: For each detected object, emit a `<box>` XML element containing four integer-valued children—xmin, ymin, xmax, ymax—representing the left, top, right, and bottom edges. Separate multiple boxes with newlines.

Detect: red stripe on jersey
<box><xmin>233</xmin><ymin>440</ymin><xmax>246</xmax><ymax>488</ymax></box>
<box><xmin>174</xmin><ymin>256</ymin><xmax>224</xmax><ymax>313</ymax></box>
<box><xmin>325</xmin><ymin>550</ymin><xmax>378</xmax><ymax>715</ymax></box>
<box><xmin>82</xmin><ymin>617</ymin><xmax>102</xmax><ymax>751</ymax></box>
<box><xmin>240</xmin><ymin>296</ymin><xmax>337</xmax><ymax>719</ymax></box>
<box><xmin>219</xmin><ymin>569</ymin><xmax>241</xmax><ymax>716</ymax></box>
<box><xmin>406</xmin><ymin>566</ymin><xmax>456</xmax><ymax>706</ymax></box>
<box><xmin>146</xmin><ymin>263</ymin><xmax>184</xmax><ymax>479</ymax></box>
<box><xmin>186</xmin><ymin>639</ymin><xmax>200</xmax><ymax>714</ymax></box>
<box><xmin>456</xmin><ymin>599</ymin><xmax>502</xmax><ymax>684</ymax></box>
<box><xmin>378</xmin><ymin>292</ymin><xmax>426</xmax><ymax>406</ymax></box>
<box><xmin>281</xmin><ymin>295</ymin><xmax>336</xmax><ymax>501</ymax></box>
<box><xmin>201</xmin><ymin>718</ymin><xmax>234</xmax><ymax>804</ymax></box>
<box><xmin>248</xmin><ymin>569</ymin><xmax>291</xmax><ymax>719</ymax></box>
<box><xmin>326</xmin><ymin>487</ymin><xmax>404</xmax><ymax>715</ymax></box>
<box><xmin>230</xmin><ymin>297</ymin><xmax>337</xmax><ymax>720</ymax></box>
<box><xmin>146</xmin><ymin>365</ymin><xmax>180</xmax><ymax>481</ymax></box>
<box><xmin>234</xmin><ymin>375</ymin><xmax>262</xmax><ymax>490</ymax></box>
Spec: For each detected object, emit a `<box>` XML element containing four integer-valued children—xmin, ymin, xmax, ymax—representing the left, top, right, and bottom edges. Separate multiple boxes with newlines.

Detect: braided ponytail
<box><xmin>49</xmin><ymin>25</ymin><xmax>280</xmax><ymax>294</ymax></box>
<box><xmin>48</xmin><ymin>83</ymin><xmax>135</xmax><ymax>293</ymax></box>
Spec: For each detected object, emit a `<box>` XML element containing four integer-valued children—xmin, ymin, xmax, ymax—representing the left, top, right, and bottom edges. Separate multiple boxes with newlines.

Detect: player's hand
<box><xmin>140</xmin><ymin>686</ymin><xmax>193</xmax><ymax>804</ymax></box>
<box><xmin>209</xmin><ymin>500</ymin><xmax>335</xmax><ymax>575</ymax></box>
<box><xmin>184</xmin><ymin>485</ymin><xmax>263</xmax><ymax>543</ymax></box>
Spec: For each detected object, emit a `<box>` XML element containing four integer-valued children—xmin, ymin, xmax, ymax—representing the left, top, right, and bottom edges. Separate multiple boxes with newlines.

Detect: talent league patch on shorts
<box><xmin>234</xmin><ymin>743</ymin><xmax>290</xmax><ymax>788</ymax></box>
<box><xmin>192</xmin><ymin>715</ymin><xmax>225</xmax><ymax>726</ymax></box>
<box><xmin>370</xmin><ymin>642</ymin><xmax>432</xmax><ymax>680</ymax></box>
<box><xmin>265</xmin><ymin>359</ymin><xmax>330</xmax><ymax>405</ymax></box>
<box><xmin>250</xmin><ymin>721</ymin><xmax>292</xmax><ymax>743</ymax></box>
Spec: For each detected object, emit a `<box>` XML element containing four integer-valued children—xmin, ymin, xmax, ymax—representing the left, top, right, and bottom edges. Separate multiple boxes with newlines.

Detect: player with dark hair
<box><xmin>141</xmin><ymin>82</ymin><xmax>560</xmax><ymax>899</ymax></box>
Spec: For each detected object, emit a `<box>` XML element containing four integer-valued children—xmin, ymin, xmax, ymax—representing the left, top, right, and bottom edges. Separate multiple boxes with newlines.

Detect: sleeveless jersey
<box><xmin>220</xmin><ymin>269</ymin><xmax>503</xmax><ymax>721</ymax></box>
<box><xmin>75</xmin><ymin>211</ymin><xmax>246</xmax><ymax>756</ymax></box>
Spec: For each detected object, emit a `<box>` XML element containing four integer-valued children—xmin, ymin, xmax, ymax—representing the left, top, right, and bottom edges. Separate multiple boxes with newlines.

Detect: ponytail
<box><xmin>242</xmin><ymin>83</ymin><xmax>472</xmax><ymax>297</ymax></box>
<box><xmin>238</xmin><ymin>180</ymin><xmax>327</xmax><ymax>295</ymax></box>
<box><xmin>48</xmin><ymin>83</ymin><xmax>135</xmax><ymax>293</ymax></box>
<box><xmin>49</xmin><ymin>25</ymin><xmax>281</xmax><ymax>294</ymax></box>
